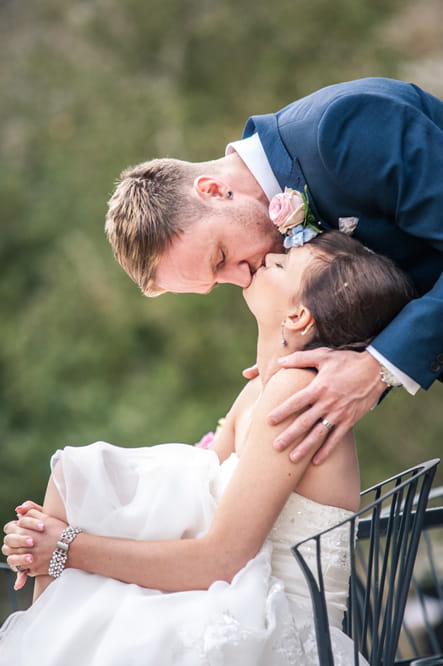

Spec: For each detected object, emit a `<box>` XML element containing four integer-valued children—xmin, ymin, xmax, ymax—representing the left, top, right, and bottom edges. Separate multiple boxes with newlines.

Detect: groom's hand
<box><xmin>268</xmin><ymin>348</ymin><xmax>387</xmax><ymax>464</ymax></box>
<box><xmin>242</xmin><ymin>363</ymin><xmax>259</xmax><ymax>380</ymax></box>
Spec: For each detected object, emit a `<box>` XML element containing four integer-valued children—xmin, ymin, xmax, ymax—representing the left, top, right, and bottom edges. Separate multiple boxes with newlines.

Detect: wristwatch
<box><xmin>379</xmin><ymin>364</ymin><xmax>402</xmax><ymax>388</ymax></box>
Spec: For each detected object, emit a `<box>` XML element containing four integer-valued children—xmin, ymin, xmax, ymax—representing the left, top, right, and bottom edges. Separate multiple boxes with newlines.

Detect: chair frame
<box><xmin>292</xmin><ymin>459</ymin><xmax>440</xmax><ymax>666</ymax></box>
<box><xmin>399</xmin><ymin>486</ymin><xmax>443</xmax><ymax>663</ymax></box>
<box><xmin>0</xmin><ymin>562</ymin><xmax>20</xmax><ymax>616</ymax></box>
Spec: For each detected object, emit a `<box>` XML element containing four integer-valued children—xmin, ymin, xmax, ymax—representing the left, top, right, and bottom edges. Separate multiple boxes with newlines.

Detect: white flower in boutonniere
<box><xmin>338</xmin><ymin>216</ymin><xmax>359</xmax><ymax>235</ymax></box>
<box><xmin>269</xmin><ymin>186</ymin><xmax>322</xmax><ymax>249</ymax></box>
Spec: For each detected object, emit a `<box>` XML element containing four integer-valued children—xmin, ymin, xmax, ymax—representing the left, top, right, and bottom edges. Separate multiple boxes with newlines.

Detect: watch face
<box><xmin>380</xmin><ymin>367</ymin><xmax>402</xmax><ymax>388</ymax></box>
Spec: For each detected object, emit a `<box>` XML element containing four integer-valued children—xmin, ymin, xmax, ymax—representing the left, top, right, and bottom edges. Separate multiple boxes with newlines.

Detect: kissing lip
<box><xmin>248</xmin><ymin>264</ymin><xmax>265</xmax><ymax>286</ymax></box>
<box><xmin>244</xmin><ymin>260</ymin><xmax>266</xmax><ymax>291</ymax></box>
<box><xmin>250</xmin><ymin>259</ymin><xmax>266</xmax><ymax>276</ymax></box>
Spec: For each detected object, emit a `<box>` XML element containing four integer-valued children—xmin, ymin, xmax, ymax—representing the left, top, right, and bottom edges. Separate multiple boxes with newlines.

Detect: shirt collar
<box><xmin>226</xmin><ymin>133</ymin><xmax>282</xmax><ymax>202</ymax></box>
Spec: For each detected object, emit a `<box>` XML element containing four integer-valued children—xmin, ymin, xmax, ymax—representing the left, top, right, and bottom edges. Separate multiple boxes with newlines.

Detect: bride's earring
<box><xmin>301</xmin><ymin>322</ymin><xmax>314</xmax><ymax>336</ymax></box>
<box><xmin>280</xmin><ymin>320</ymin><xmax>288</xmax><ymax>347</ymax></box>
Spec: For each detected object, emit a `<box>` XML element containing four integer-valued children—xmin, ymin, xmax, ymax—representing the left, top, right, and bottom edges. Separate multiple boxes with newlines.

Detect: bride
<box><xmin>1</xmin><ymin>231</ymin><xmax>414</xmax><ymax>665</ymax></box>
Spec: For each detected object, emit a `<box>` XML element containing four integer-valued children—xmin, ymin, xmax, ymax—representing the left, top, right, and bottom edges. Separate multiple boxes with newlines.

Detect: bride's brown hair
<box><xmin>299</xmin><ymin>231</ymin><xmax>416</xmax><ymax>351</ymax></box>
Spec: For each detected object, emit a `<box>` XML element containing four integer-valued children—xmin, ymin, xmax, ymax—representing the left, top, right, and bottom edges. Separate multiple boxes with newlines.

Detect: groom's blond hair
<box><xmin>105</xmin><ymin>159</ymin><xmax>208</xmax><ymax>296</ymax></box>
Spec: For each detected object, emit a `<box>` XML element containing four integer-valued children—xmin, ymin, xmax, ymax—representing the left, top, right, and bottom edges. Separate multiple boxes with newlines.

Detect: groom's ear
<box><xmin>193</xmin><ymin>176</ymin><xmax>229</xmax><ymax>200</ymax></box>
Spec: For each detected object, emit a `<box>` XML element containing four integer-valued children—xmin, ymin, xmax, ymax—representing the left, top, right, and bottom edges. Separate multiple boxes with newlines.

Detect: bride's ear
<box><xmin>285</xmin><ymin>305</ymin><xmax>315</xmax><ymax>335</ymax></box>
<box><xmin>193</xmin><ymin>176</ymin><xmax>230</xmax><ymax>200</ymax></box>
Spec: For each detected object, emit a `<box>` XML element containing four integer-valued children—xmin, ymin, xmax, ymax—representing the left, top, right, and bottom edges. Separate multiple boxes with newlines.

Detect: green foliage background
<box><xmin>0</xmin><ymin>0</ymin><xmax>442</xmax><ymax>531</ymax></box>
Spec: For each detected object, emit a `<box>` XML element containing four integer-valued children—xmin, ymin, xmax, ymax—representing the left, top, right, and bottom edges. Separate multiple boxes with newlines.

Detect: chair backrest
<box><xmin>292</xmin><ymin>459</ymin><xmax>440</xmax><ymax>666</ymax></box>
<box><xmin>0</xmin><ymin>563</ymin><xmax>34</xmax><ymax>623</ymax></box>
<box><xmin>0</xmin><ymin>562</ymin><xmax>19</xmax><ymax>622</ymax></box>
<box><xmin>398</xmin><ymin>486</ymin><xmax>443</xmax><ymax>662</ymax></box>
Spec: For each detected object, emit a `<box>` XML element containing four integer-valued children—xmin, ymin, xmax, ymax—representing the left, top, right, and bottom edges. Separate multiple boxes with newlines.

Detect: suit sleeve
<box><xmin>316</xmin><ymin>92</ymin><xmax>443</xmax><ymax>387</ymax></box>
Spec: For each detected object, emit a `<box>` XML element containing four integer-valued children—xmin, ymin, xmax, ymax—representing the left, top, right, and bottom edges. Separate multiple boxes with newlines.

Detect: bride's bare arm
<box><xmin>5</xmin><ymin>369</ymin><xmax>337</xmax><ymax>592</ymax></box>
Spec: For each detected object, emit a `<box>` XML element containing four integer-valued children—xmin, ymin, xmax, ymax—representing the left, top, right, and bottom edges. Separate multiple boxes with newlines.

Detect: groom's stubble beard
<box><xmin>235</xmin><ymin>199</ymin><xmax>285</xmax><ymax>259</ymax></box>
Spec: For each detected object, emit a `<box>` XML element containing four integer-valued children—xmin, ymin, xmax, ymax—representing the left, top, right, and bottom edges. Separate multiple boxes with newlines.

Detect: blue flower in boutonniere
<box><xmin>269</xmin><ymin>186</ymin><xmax>323</xmax><ymax>249</ymax></box>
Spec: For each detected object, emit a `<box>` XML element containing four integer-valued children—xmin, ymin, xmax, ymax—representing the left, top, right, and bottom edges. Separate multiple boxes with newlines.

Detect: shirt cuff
<box><xmin>367</xmin><ymin>346</ymin><xmax>420</xmax><ymax>395</ymax></box>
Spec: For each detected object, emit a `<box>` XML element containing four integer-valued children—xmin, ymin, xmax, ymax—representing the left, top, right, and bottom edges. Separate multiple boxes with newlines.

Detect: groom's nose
<box><xmin>217</xmin><ymin>261</ymin><xmax>252</xmax><ymax>288</ymax></box>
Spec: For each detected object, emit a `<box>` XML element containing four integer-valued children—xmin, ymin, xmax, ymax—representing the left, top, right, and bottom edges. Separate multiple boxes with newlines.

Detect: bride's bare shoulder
<box><xmin>262</xmin><ymin>367</ymin><xmax>315</xmax><ymax>407</ymax></box>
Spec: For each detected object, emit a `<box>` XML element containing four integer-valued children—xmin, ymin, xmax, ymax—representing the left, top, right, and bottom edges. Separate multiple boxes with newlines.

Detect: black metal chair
<box><xmin>409</xmin><ymin>658</ymin><xmax>443</xmax><ymax>666</ymax></box>
<box><xmin>292</xmin><ymin>459</ymin><xmax>440</xmax><ymax>666</ymax></box>
<box><xmin>0</xmin><ymin>561</ymin><xmax>35</xmax><ymax>624</ymax></box>
<box><xmin>398</xmin><ymin>486</ymin><xmax>443</xmax><ymax>664</ymax></box>
<box><xmin>0</xmin><ymin>562</ymin><xmax>18</xmax><ymax>613</ymax></box>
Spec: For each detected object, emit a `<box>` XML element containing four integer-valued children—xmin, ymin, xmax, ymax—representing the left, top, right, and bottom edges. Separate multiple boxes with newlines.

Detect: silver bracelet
<box><xmin>48</xmin><ymin>526</ymin><xmax>82</xmax><ymax>578</ymax></box>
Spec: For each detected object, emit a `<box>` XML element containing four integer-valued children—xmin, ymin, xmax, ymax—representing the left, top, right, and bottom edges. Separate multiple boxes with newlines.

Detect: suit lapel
<box><xmin>243</xmin><ymin>113</ymin><xmax>330</xmax><ymax>229</ymax></box>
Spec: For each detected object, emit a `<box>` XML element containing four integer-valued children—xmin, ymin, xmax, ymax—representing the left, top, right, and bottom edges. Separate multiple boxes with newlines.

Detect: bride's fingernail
<box><xmin>26</xmin><ymin>538</ymin><xmax>34</xmax><ymax>546</ymax></box>
<box><xmin>25</xmin><ymin>555</ymin><xmax>33</xmax><ymax>563</ymax></box>
<box><xmin>37</xmin><ymin>523</ymin><xmax>45</xmax><ymax>531</ymax></box>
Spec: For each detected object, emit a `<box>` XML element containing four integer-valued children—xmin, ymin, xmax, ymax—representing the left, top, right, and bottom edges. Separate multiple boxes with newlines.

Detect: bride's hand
<box><xmin>268</xmin><ymin>348</ymin><xmax>386</xmax><ymax>464</ymax></box>
<box><xmin>2</xmin><ymin>501</ymin><xmax>68</xmax><ymax>587</ymax></box>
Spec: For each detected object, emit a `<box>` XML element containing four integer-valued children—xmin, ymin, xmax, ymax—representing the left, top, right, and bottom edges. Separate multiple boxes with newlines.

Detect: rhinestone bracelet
<box><xmin>48</xmin><ymin>526</ymin><xmax>82</xmax><ymax>578</ymax></box>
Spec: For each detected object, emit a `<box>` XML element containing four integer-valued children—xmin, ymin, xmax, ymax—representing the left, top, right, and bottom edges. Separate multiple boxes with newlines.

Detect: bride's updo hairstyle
<box><xmin>298</xmin><ymin>231</ymin><xmax>416</xmax><ymax>351</ymax></box>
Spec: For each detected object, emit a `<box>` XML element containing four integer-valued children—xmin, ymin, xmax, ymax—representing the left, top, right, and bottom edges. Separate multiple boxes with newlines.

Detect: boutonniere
<box><xmin>269</xmin><ymin>186</ymin><xmax>322</xmax><ymax>249</ymax></box>
<box><xmin>338</xmin><ymin>216</ymin><xmax>359</xmax><ymax>235</ymax></box>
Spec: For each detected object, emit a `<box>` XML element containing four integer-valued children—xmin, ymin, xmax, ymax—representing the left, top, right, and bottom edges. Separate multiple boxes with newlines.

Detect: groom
<box><xmin>106</xmin><ymin>77</ymin><xmax>443</xmax><ymax>463</ymax></box>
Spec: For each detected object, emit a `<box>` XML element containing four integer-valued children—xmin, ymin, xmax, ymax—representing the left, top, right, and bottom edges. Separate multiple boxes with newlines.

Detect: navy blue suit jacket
<box><xmin>242</xmin><ymin>77</ymin><xmax>443</xmax><ymax>389</ymax></box>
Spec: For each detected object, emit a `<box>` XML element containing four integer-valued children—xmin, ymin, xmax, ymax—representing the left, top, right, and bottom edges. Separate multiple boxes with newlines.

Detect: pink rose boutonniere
<box><xmin>269</xmin><ymin>186</ymin><xmax>322</xmax><ymax>249</ymax></box>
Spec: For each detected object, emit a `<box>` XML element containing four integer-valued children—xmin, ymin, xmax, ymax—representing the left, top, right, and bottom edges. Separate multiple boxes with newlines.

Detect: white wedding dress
<box><xmin>0</xmin><ymin>441</ymin><xmax>367</xmax><ymax>665</ymax></box>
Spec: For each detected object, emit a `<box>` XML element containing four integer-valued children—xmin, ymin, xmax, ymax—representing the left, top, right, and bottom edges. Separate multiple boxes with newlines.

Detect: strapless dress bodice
<box><xmin>217</xmin><ymin>452</ymin><xmax>354</xmax><ymax>628</ymax></box>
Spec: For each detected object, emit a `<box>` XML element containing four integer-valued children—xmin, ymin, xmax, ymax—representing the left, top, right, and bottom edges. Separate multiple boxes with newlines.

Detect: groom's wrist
<box><xmin>378</xmin><ymin>364</ymin><xmax>403</xmax><ymax>389</ymax></box>
<box><xmin>373</xmin><ymin>363</ymin><xmax>403</xmax><ymax>408</ymax></box>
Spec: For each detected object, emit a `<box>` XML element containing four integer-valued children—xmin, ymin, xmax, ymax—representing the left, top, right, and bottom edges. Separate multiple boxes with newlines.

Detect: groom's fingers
<box><xmin>285</xmin><ymin>417</ymin><xmax>336</xmax><ymax>463</ymax></box>
<box><xmin>312</xmin><ymin>428</ymin><xmax>345</xmax><ymax>465</ymax></box>
<box><xmin>269</xmin><ymin>383</ymin><xmax>325</xmax><ymax>433</ymax></box>
<box><xmin>278</xmin><ymin>347</ymin><xmax>331</xmax><ymax>370</ymax></box>
<box><xmin>272</xmin><ymin>401</ymin><xmax>332</xmax><ymax>456</ymax></box>
<box><xmin>278</xmin><ymin>413</ymin><xmax>347</xmax><ymax>465</ymax></box>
